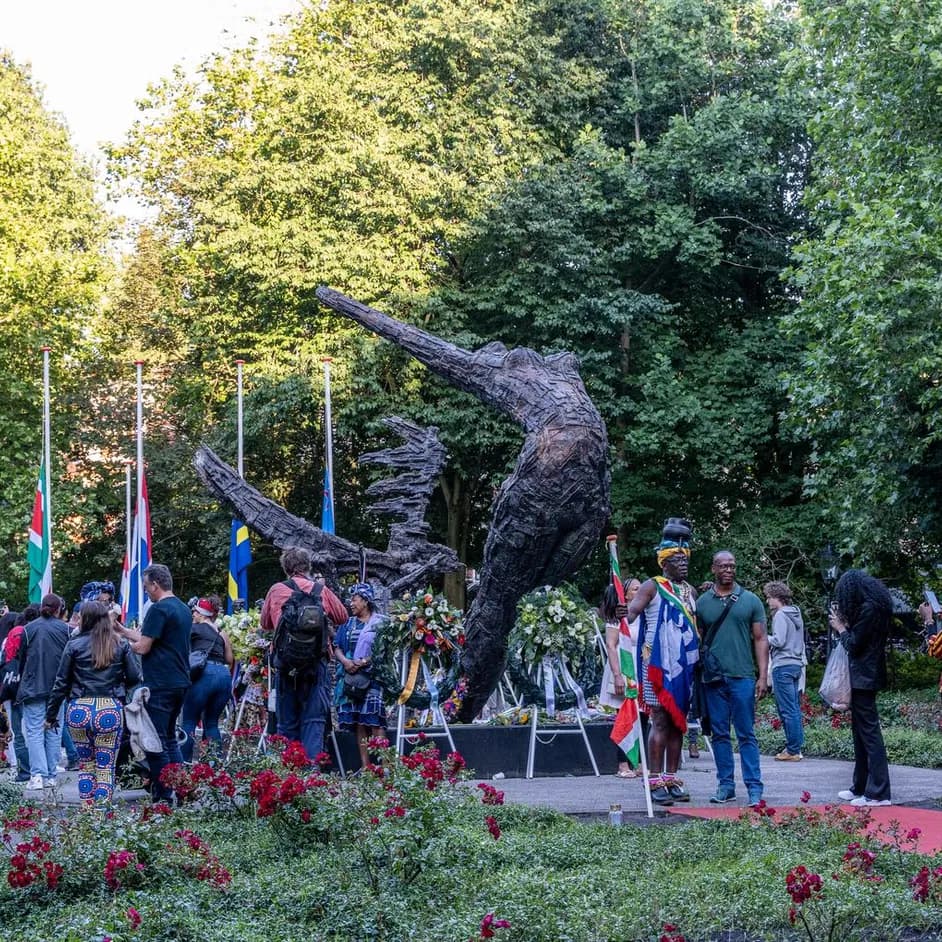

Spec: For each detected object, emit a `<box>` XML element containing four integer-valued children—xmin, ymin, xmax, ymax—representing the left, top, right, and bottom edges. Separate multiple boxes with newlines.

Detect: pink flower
<box><xmin>127</xmin><ymin>907</ymin><xmax>142</xmax><ymax>929</ymax></box>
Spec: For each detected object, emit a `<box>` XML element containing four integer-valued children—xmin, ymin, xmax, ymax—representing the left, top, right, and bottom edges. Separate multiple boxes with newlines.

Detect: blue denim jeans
<box><xmin>21</xmin><ymin>698</ymin><xmax>64</xmax><ymax>779</ymax></box>
<box><xmin>772</xmin><ymin>663</ymin><xmax>804</xmax><ymax>755</ymax></box>
<box><xmin>9</xmin><ymin>702</ymin><xmax>30</xmax><ymax>774</ymax></box>
<box><xmin>704</xmin><ymin>676</ymin><xmax>763</xmax><ymax>800</ymax></box>
<box><xmin>276</xmin><ymin>662</ymin><xmax>330</xmax><ymax>761</ymax></box>
<box><xmin>144</xmin><ymin>687</ymin><xmax>187</xmax><ymax>800</ymax></box>
<box><xmin>180</xmin><ymin>662</ymin><xmax>232</xmax><ymax>762</ymax></box>
<box><xmin>61</xmin><ymin>723</ymin><xmax>79</xmax><ymax>763</ymax></box>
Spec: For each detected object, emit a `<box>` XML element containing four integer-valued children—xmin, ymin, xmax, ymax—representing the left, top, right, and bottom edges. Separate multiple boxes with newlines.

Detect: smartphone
<box><xmin>924</xmin><ymin>588</ymin><xmax>941</xmax><ymax>616</ymax></box>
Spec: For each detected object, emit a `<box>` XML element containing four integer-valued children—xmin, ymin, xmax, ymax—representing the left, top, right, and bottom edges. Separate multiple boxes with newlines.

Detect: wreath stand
<box><xmin>225</xmin><ymin>678</ymin><xmax>269</xmax><ymax>762</ymax></box>
<box><xmin>395</xmin><ymin>651</ymin><xmax>456</xmax><ymax>755</ymax></box>
<box><xmin>524</xmin><ymin>656</ymin><xmax>599</xmax><ymax>780</ymax></box>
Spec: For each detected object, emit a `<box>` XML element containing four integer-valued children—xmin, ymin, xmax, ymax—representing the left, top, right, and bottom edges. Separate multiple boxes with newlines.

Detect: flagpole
<box><xmin>125</xmin><ymin>460</ymin><xmax>133</xmax><ymax>566</ymax></box>
<box><xmin>322</xmin><ymin>357</ymin><xmax>335</xmax><ymax>528</ymax></box>
<box><xmin>42</xmin><ymin>346</ymin><xmax>53</xmax><ymax>591</ymax></box>
<box><xmin>607</xmin><ymin>534</ymin><xmax>654</xmax><ymax>818</ymax></box>
<box><xmin>235</xmin><ymin>360</ymin><xmax>245</xmax><ymax>479</ymax></box>
<box><xmin>135</xmin><ymin>361</ymin><xmax>144</xmax><ymax>608</ymax></box>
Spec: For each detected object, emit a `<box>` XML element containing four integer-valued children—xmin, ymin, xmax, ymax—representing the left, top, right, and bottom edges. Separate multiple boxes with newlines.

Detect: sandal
<box><xmin>616</xmin><ymin>769</ymin><xmax>639</xmax><ymax>779</ymax></box>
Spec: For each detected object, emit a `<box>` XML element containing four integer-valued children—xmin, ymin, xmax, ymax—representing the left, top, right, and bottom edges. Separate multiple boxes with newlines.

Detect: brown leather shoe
<box><xmin>688</xmin><ymin>742</ymin><xmax>700</xmax><ymax>759</ymax></box>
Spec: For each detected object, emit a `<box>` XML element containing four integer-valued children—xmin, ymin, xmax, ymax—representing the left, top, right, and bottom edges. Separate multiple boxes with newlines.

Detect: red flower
<box><xmin>127</xmin><ymin>907</ymin><xmax>142</xmax><ymax>929</ymax></box>
<box><xmin>660</xmin><ymin>924</ymin><xmax>686</xmax><ymax>942</ymax></box>
<box><xmin>800</xmin><ymin>791</ymin><xmax>811</xmax><ymax>804</ymax></box>
<box><xmin>479</xmin><ymin>913</ymin><xmax>511</xmax><ymax>938</ymax></box>
<box><xmin>281</xmin><ymin>741</ymin><xmax>310</xmax><ymax>769</ymax></box>
<box><xmin>477</xmin><ymin>783</ymin><xmax>505</xmax><ymax>806</ymax></box>
<box><xmin>485</xmin><ymin>816</ymin><xmax>501</xmax><ymax>840</ymax></box>
<box><xmin>314</xmin><ymin>751</ymin><xmax>332</xmax><ymax>768</ymax></box>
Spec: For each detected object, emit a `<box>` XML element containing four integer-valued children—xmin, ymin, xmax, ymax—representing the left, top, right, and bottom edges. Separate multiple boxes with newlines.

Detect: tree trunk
<box><xmin>440</xmin><ymin>471</ymin><xmax>467</xmax><ymax>610</ymax></box>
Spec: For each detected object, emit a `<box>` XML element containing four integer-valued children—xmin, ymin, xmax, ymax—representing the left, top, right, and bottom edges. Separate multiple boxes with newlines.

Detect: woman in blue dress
<box><xmin>333</xmin><ymin>583</ymin><xmax>386</xmax><ymax>768</ymax></box>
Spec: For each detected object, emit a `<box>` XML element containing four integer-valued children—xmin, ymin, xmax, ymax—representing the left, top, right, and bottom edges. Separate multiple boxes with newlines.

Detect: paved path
<box><xmin>474</xmin><ymin>752</ymin><xmax>942</xmax><ymax>817</ymax></box>
<box><xmin>6</xmin><ymin>752</ymin><xmax>941</xmax><ymax>814</ymax></box>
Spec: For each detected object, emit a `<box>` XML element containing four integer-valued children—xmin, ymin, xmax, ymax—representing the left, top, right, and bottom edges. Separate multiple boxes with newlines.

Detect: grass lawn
<box><xmin>1</xmin><ymin>737</ymin><xmax>941</xmax><ymax>942</ymax></box>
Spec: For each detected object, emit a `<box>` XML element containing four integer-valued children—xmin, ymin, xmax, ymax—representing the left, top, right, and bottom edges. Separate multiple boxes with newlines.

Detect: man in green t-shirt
<box><xmin>695</xmin><ymin>550</ymin><xmax>769</xmax><ymax>806</ymax></box>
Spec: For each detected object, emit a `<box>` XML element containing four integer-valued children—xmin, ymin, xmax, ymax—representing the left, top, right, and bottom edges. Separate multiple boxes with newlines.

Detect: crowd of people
<box><xmin>603</xmin><ymin>516</ymin><xmax>901</xmax><ymax>810</ymax></box>
<box><xmin>0</xmin><ymin>548</ymin><xmax>390</xmax><ymax>805</ymax></box>
<box><xmin>0</xmin><ymin>528</ymin><xmax>928</xmax><ymax>810</ymax></box>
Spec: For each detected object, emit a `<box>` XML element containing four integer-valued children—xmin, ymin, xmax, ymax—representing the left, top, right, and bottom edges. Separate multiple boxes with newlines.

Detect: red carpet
<box><xmin>667</xmin><ymin>804</ymin><xmax>942</xmax><ymax>855</ymax></box>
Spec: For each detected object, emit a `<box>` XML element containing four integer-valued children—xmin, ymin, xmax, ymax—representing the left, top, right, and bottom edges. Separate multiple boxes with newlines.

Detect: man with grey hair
<box><xmin>261</xmin><ymin>547</ymin><xmax>348</xmax><ymax>761</ymax></box>
<box><xmin>119</xmin><ymin>563</ymin><xmax>191</xmax><ymax>800</ymax></box>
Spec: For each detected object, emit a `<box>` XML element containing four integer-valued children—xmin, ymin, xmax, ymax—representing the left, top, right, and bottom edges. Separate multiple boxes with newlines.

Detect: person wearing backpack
<box><xmin>261</xmin><ymin>547</ymin><xmax>349</xmax><ymax>762</ymax></box>
<box><xmin>17</xmin><ymin>594</ymin><xmax>71</xmax><ymax>790</ymax></box>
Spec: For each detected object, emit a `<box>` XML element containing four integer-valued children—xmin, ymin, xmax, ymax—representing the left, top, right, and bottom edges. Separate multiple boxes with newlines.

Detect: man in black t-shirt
<box><xmin>119</xmin><ymin>563</ymin><xmax>191</xmax><ymax>800</ymax></box>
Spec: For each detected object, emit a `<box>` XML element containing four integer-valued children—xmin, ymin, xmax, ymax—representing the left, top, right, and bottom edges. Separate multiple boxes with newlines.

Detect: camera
<box><xmin>662</xmin><ymin>517</ymin><xmax>693</xmax><ymax>542</ymax></box>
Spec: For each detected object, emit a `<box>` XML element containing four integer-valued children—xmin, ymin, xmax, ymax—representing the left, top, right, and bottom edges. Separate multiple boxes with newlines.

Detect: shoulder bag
<box><xmin>699</xmin><ymin>592</ymin><xmax>739</xmax><ymax>685</ymax></box>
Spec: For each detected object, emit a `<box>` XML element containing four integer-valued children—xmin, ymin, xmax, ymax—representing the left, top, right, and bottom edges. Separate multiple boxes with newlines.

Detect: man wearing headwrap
<box><xmin>625</xmin><ymin>521</ymin><xmax>700</xmax><ymax>805</ymax></box>
<box><xmin>261</xmin><ymin>547</ymin><xmax>349</xmax><ymax>760</ymax></box>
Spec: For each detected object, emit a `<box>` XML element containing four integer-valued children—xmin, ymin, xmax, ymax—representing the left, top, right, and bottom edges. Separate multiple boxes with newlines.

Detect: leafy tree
<box><xmin>785</xmin><ymin>0</ymin><xmax>942</xmax><ymax>573</ymax></box>
<box><xmin>104</xmin><ymin>0</ymin><xmax>813</xmax><ymax>606</ymax></box>
<box><xmin>0</xmin><ymin>53</ymin><xmax>111</xmax><ymax>601</ymax></box>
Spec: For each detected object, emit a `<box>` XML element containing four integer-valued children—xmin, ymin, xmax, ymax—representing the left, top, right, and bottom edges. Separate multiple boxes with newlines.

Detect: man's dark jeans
<box><xmin>145</xmin><ymin>687</ymin><xmax>187</xmax><ymax>801</ymax></box>
<box><xmin>276</xmin><ymin>662</ymin><xmax>330</xmax><ymax>761</ymax></box>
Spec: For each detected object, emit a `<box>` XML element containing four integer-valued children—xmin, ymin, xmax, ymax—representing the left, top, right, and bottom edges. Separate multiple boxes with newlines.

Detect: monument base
<box><xmin>328</xmin><ymin>721</ymin><xmax>617</xmax><ymax>778</ymax></box>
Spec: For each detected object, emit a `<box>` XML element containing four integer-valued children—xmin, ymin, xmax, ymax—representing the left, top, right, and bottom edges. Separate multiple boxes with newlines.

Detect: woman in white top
<box><xmin>598</xmin><ymin>578</ymin><xmax>642</xmax><ymax>778</ymax></box>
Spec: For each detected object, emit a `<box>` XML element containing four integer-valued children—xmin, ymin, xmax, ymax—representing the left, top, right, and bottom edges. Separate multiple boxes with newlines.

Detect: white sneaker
<box><xmin>850</xmin><ymin>796</ymin><xmax>891</xmax><ymax>807</ymax></box>
<box><xmin>25</xmin><ymin>774</ymin><xmax>43</xmax><ymax>790</ymax></box>
<box><xmin>837</xmin><ymin>790</ymin><xmax>861</xmax><ymax>801</ymax></box>
<box><xmin>42</xmin><ymin>778</ymin><xmax>56</xmax><ymax>789</ymax></box>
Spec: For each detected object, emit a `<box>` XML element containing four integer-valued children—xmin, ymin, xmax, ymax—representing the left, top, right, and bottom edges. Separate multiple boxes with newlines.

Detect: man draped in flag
<box><xmin>624</xmin><ymin>518</ymin><xmax>700</xmax><ymax>805</ymax></box>
<box><xmin>27</xmin><ymin>461</ymin><xmax>52</xmax><ymax>604</ymax></box>
<box><xmin>122</xmin><ymin>474</ymin><xmax>152</xmax><ymax>626</ymax></box>
<box><xmin>227</xmin><ymin>519</ymin><xmax>251</xmax><ymax>614</ymax></box>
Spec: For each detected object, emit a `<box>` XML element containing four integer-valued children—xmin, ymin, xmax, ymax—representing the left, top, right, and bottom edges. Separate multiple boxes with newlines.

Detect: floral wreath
<box><xmin>505</xmin><ymin>585</ymin><xmax>601</xmax><ymax>710</ymax></box>
<box><xmin>369</xmin><ymin>590</ymin><xmax>465</xmax><ymax>710</ymax></box>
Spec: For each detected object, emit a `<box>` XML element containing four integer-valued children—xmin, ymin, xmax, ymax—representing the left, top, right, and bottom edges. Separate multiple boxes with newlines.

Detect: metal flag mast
<box><xmin>607</xmin><ymin>534</ymin><xmax>654</xmax><ymax>818</ymax></box>
<box><xmin>235</xmin><ymin>359</ymin><xmax>245</xmax><ymax>479</ymax></box>
<box><xmin>135</xmin><ymin>360</ymin><xmax>144</xmax><ymax>612</ymax></box>
<box><xmin>125</xmin><ymin>459</ymin><xmax>133</xmax><ymax>577</ymax></box>
<box><xmin>42</xmin><ymin>346</ymin><xmax>53</xmax><ymax>591</ymax></box>
<box><xmin>322</xmin><ymin>357</ymin><xmax>335</xmax><ymax>531</ymax></box>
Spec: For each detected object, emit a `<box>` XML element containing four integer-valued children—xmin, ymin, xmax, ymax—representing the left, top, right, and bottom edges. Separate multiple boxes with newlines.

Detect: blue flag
<box><xmin>227</xmin><ymin>519</ymin><xmax>251</xmax><ymax>614</ymax></box>
<box><xmin>321</xmin><ymin>467</ymin><xmax>335</xmax><ymax>534</ymax></box>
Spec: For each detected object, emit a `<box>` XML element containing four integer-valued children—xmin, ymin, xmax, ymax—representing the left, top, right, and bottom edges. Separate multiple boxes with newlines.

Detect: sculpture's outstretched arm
<box><xmin>316</xmin><ymin>287</ymin><xmax>520</xmax><ymax>418</ymax></box>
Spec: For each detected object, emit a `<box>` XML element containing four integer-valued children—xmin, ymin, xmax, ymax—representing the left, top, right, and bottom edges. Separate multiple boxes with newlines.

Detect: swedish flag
<box><xmin>227</xmin><ymin>519</ymin><xmax>251</xmax><ymax>614</ymax></box>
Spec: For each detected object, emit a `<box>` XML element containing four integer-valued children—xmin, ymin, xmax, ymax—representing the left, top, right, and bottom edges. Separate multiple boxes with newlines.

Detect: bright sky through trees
<box><xmin>0</xmin><ymin>1</ymin><xmax>300</xmax><ymax>164</ymax></box>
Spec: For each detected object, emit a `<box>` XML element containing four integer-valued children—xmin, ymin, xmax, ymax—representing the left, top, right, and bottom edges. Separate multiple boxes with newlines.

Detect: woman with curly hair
<box><xmin>829</xmin><ymin>569</ymin><xmax>893</xmax><ymax>807</ymax></box>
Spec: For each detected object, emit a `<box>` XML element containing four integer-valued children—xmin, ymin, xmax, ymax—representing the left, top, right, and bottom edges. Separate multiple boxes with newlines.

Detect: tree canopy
<box><xmin>0</xmin><ymin>53</ymin><xmax>111</xmax><ymax>596</ymax></box>
<box><xmin>785</xmin><ymin>0</ymin><xmax>942</xmax><ymax>571</ymax></box>
<box><xmin>2</xmin><ymin>1</ymin><xmax>940</xmax><ymax>623</ymax></box>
